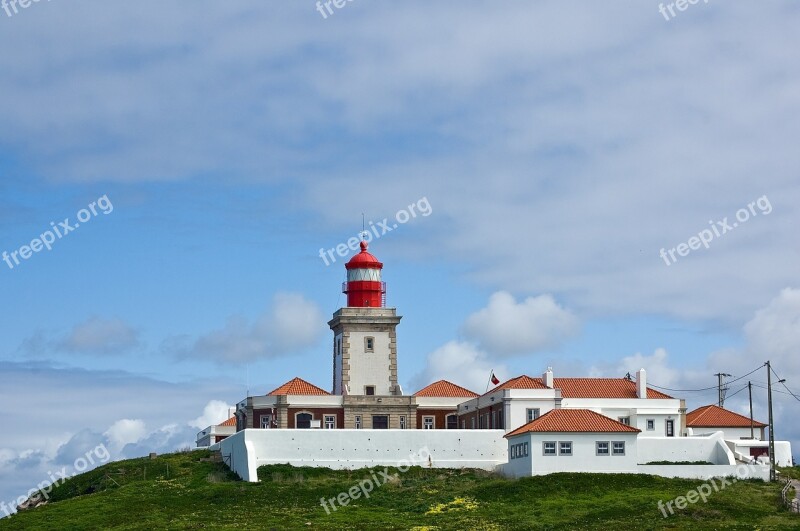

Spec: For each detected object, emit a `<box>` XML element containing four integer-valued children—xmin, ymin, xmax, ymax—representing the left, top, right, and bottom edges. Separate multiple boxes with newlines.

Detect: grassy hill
<box><xmin>0</xmin><ymin>449</ymin><xmax>798</xmax><ymax>530</ymax></box>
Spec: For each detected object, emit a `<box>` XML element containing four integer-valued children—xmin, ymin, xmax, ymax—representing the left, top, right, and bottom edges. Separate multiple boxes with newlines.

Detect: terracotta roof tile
<box><xmin>486</xmin><ymin>375</ymin><xmax>673</xmax><ymax>399</ymax></box>
<box><xmin>554</xmin><ymin>378</ymin><xmax>674</xmax><ymax>399</ymax></box>
<box><xmin>487</xmin><ymin>375</ymin><xmax>548</xmax><ymax>394</ymax></box>
<box><xmin>505</xmin><ymin>409</ymin><xmax>641</xmax><ymax>438</ymax></box>
<box><xmin>686</xmin><ymin>404</ymin><xmax>767</xmax><ymax>428</ymax></box>
<box><xmin>414</xmin><ymin>380</ymin><xmax>479</xmax><ymax>398</ymax></box>
<box><xmin>267</xmin><ymin>377</ymin><xmax>331</xmax><ymax>396</ymax></box>
<box><xmin>219</xmin><ymin>417</ymin><xmax>237</xmax><ymax>427</ymax></box>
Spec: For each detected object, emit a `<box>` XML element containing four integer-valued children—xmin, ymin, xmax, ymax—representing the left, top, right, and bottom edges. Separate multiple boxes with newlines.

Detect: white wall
<box><xmin>219</xmin><ymin>429</ymin><xmax>508</xmax><ymax>482</ymax></box>
<box><xmin>348</xmin><ymin>330</ymin><xmax>393</xmax><ymax>395</ymax></box>
<box><xmin>637</xmin><ymin>433</ymin><xmax>735</xmax><ymax>465</ymax></box>
<box><xmin>691</xmin><ymin>427</ymin><xmax>762</xmax><ymax>440</ymax></box>
<box><xmin>727</xmin><ymin>440</ymin><xmax>793</xmax><ymax>467</ymax></box>
<box><xmin>638</xmin><ymin>463</ymin><xmax>770</xmax><ymax>481</ymax></box>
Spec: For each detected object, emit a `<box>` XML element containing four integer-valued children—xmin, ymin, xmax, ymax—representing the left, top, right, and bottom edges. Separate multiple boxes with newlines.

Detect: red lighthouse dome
<box><xmin>343</xmin><ymin>241</ymin><xmax>386</xmax><ymax>307</ymax></box>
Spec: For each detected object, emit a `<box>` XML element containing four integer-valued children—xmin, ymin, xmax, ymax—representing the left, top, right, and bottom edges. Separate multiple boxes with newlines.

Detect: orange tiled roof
<box><xmin>554</xmin><ymin>378</ymin><xmax>674</xmax><ymax>399</ymax></box>
<box><xmin>219</xmin><ymin>417</ymin><xmax>237</xmax><ymax>427</ymax></box>
<box><xmin>267</xmin><ymin>377</ymin><xmax>331</xmax><ymax>396</ymax></box>
<box><xmin>686</xmin><ymin>404</ymin><xmax>767</xmax><ymax>428</ymax></box>
<box><xmin>486</xmin><ymin>375</ymin><xmax>673</xmax><ymax>399</ymax></box>
<box><xmin>488</xmin><ymin>375</ymin><xmax>549</xmax><ymax>393</ymax></box>
<box><xmin>505</xmin><ymin>409</ymin><xmax>641</xmax><ymax>438</ymax></box>
<box><xmin>414</xmin><ymin>380</ymin><xmax>479</xmax><ymax>398</ymax></box>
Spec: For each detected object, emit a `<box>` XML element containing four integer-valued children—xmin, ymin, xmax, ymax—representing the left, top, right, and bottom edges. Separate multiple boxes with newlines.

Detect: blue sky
<box><xmin>1</xmin><ymin>0</ymin><xmax>799</xmax><ymax>513</ymax></box>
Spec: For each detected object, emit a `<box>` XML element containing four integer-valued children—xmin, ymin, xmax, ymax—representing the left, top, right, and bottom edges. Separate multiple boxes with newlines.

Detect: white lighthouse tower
<box><xmin>329</xmin><ymin>241</ymin><xmax>402</xmax><ymax>397</ymax></box>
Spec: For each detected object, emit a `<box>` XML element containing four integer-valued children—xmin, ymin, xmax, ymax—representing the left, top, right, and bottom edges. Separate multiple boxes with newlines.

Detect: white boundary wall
<box><xmin>638</xmin><ymin>463</ymin><xmax>770</xmax><ymax>481</ymax></box>
<box><xmin>637</xmin><ymin>433</ymin><xmax>735</xmax><ymax>465</ymax></box>
<box><xmin>218</xmin><ymin>429</ymin><xmax>507</xmax><ymax>482</ymax></box>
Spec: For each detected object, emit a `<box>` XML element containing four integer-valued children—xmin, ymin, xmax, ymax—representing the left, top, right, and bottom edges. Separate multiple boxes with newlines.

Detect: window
<box><xmin>511</xmin><ymin>445</ymin><xmax>517</xmax><ymax>459</ymax></box>
<box><xmin>365</xmin><ymin>386</ymin><xmax>375</xmax><ymax>396</ymax></box>
<box><xmin>666</xmin><ymin>419</ymin><xmax>675</xmax><ymax>437</ymax></box>
<box><xmin>296</xmin><ymin>412</ymin><xmax>312</xmax><ymax>429</ymax></box>
<box><xmin>612</xmin><ymin>441</ymin><xmax>626</xmax><ymax>456</ymax></box>
<box><xmin>491</xmin><ymin>411</ymin><xmax>497</xmax><ymax>429</ymax></box>
<box><xmin>618</xmin><ymin>416</ymin><xmax>631</xmax><ymax>426</ymax></box>
<box><xmin>423</xmin><ymin>416</ymin><xmax>435</xmax><ymax>430</ymax></box>
<box><xmin>646</xmin><ymin>419</ymin><xmax>655</xmax><ymax>431</ymax></box>
<box><xmin>354</xmin><ymin>415</ymin><xmax>362</xmax><ymax>429</ymax></box>
<box><xmin>447</xmin><ymin>414</ymin><xmax>458</xmax><ymax>430</ymax></box>
<box><xmin>461</xmin><ymin>420</ymin><xmax>466</xmax><ymax>429</ymax></box>
<box><xmin>526</xmin><ymin>408</ymin><xmax>541</xmax><ymax>422</ymax></box>
<box><xmin>365</xmin><ymin>336</ymin><xmax>375</xmax><ymax>352</ymax></box>
<box><xmin>372</xmin><ymin>415</ymin><xmax>389</xmax><ymax>429</ymax></box>
<box><xmin>324</xmin><ymin>415</ymin><xmax>336</xmax><ymax>429</ymax></box>
<box><xmin>260</xmin><ymin>414</ymin><xmax>272</xmax><ymax>429</ymax></box>
<box><xmin>523</xmin><ymin>442</ymin><xmax>529</xmax><ymax>457</ymax></box>
<box><xmin>470</xmin><ymin>417</ymin><xmax>476</xmax><ymax>429</ymax></box>
<box><xmin>559</xmin><ymin>441</ymin><xmax>573</xmax><ymax>456</ymax></box>
<box><xmin>543</xmin><ymin>441</ymin><xmax>557</xmax><ymax>456</ymax></box>
<box><xmin>399</xmin><ymin>415</ymin><xmax>406</xmax><ymax>429</ymax></box>
<box><xmin>497</xmin><ymin>410</ymin><xmax>504</xmax><ymax>430</ymax></box>
<box><xmin>596</xmin><ymin>441</ymin><xmax>609</xmax><ymax>456</ymax></box>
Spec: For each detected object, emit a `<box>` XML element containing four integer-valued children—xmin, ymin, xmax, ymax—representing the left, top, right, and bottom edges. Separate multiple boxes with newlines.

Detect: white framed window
<box><xmin>446</xmin><ymin>414</ymin><xmax>458</xmax><ymax>429</ymax></box>
<box><xmin>423</xmin><ymin>416</ymin><xmax>435</xmax><ymax>430</ymax></box>
<box><xmin>461</xmin><ymin>420</ymin><xmax>466</xmax><ymax>429</ymax></box>
<box><xmin>543</xmin><ymin>441</ymin><xmax>557</xmax><ymax>456</ymax></box>
<box><xmin>523</xmin><ymin>442</ymin><xmax>529</xmax><ymax>457</ymax></box>
<box><xmin>559</xmin><ymin>441</ymin><xmax>573</xmax><ymax>456</ymax></box>
<box><xmin>511</xmin><ymin>445</ymin><xmax>517</xmax><ymax>459</ymax></box>
<box><xmin>526</xmin><ymin>408</ymin><xmax>540</xmax><ymax>422</ymax></box>
<box><xmin>612</xmin><ymin>441</ymin><xmax>626</xmax><ymax>456</ymax></box>
<box><xmin>260</xmin><ymin>414</ymin><xmax>272</xmax><ymax>429</ymax></box>
<box><xmin>354</xmin><ymin>415</ymin><xmax>362</xmax><ymax>429</ymax></box>
<box><xmin>364</xmin><ymin>336</ymin><xmax>375</xmax><ymax>353</ymax></box>
<box><xmin>646</xmin><ymin>419</ymin><xmax>655</xmax><ymax>431</ymax></box>
<box><xmin>618</xmin><ymin>416</ymin><xmax>631</xmax><ymax>426</ymax></box>
<box><xmin>324</xmin><ymin>415</ymin><xmax>336</xmax><ymax>429</ymax></box>
<box><xmin>596</xmin><ymin>441</ymin><xmax>609</xmax><ymax>456</ymax></box>
<box><xmin>471</xmin><ymin>417</ymin><xmax>476</xmax><ymax>429</ymax></box>
<box><xmin>666</xmin><ymin>419</ymin><xmax>675</xmax><ymax>437</ymax></box>
<box><xmin>491</xmin><ymin>411</ymin><xmax>497</xmax><ymax>428</ymax></box>
<box><xmin>399</xmin><ymin>415</ymin><xmax>407</xmax><ymax>429</ymax></box>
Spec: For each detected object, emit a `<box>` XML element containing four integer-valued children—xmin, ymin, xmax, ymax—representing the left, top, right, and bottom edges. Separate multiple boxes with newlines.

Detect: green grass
<box><xmin>1</xmin><ymin>450</ymin><xmax>798</xmax><ymax>530</ymax></box>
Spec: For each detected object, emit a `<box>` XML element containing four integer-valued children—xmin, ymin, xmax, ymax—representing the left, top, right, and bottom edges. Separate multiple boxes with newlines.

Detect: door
<box><xmin>296</xmin><ymin>413</ymin><xmax>312</xmax><ymax>429</ymax></box>
<box><xmin>372</xmin><ymin>415</ymin><xmax>389</xmax><ymax>429</ymax></box>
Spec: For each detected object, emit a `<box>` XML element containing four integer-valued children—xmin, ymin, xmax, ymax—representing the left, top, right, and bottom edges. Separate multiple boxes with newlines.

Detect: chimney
<box><xmin>543</xmin><ymin>367</ymin><xmax>554</xmax><ymax>388</ymax></box>
<box><xmin>636</xmin><ymin>368</ymin><xmax>647</xmax><ymax>399</ymax></box>
<box><xmin>228</xmin><ymin>407</ymin><xmax>235</xmax><ymax>419</ymax></box>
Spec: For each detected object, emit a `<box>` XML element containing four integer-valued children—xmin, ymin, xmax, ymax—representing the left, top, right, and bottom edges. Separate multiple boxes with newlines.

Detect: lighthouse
<box><xmin>329</xmin><ymin>240</ymin><xmax>402</xmax><ymax>399</ymax></box>
<box><xmin>343</xmin><ymin>241</ymin><xmax>386</xmax><ymax>308</ymax></box>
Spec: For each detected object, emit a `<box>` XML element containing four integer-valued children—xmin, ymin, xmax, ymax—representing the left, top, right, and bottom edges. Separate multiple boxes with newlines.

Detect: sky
<box><xmin>1</xmin><ymin>0</ymin><xmax>799</xmax><ymax>514</ymax></box>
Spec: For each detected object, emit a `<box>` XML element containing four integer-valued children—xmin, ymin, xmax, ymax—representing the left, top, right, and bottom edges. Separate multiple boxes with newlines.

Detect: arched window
<box><xmin>446</xmin><ymin>414</ymin><xmax>458</xmax><ymax>430</ymax></box>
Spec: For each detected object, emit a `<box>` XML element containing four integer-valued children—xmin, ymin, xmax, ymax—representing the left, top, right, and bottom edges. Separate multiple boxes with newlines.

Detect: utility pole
<box><xmin>748</xmin><ymin>381</ymin><xmax>754</xmax><ymax>440</ymax></box>
<box><xmin>767</xmin><ymin>361</ymin><xmax>775</xmax><ymax>481</ymax></box>
<box><xmin>715</xmin><ymin>372</ymin><xmax>731</xmax><ymax>407</ymax></box>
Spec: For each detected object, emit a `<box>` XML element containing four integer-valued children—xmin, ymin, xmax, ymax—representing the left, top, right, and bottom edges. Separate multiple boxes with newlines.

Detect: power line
<box><xmin>648</xmin><ymin>363</ymin><xmax>766</xmax><ymax>393</ymax></box>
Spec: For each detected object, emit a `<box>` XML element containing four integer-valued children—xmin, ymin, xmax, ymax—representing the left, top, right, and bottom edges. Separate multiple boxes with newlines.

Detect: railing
<box><xmin>781</xmin><ymin>480</ymin><xmax>799</xmax><ymax>513</ymax></box>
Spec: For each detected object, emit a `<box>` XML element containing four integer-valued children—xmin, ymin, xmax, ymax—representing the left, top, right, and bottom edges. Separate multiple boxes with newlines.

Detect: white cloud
<box><xmin>412</xmin><ymin>340</ymin><xmax>508</xmax><ymax>394</ymax></box>
<box><xmin>104</xmin><ymin>419</ymin><xmax>147</xmax><ymax>451</ymax></box>
<box><xmin>189</xmin><ymin>400</ymin><xmax>234</xmax><ymax>430</ymax></box>
<box><xmin>57</xmin><ymin>317</ymin><xmax>139</xmax><ymax>355</ymax></box>
<box><xmin>169</xmin><ymin>292</ymin><xmax>325</xmax><ymax>363</ymax></box>
<box><xmin>463</xmin><ymin>291</ymin><xmax>578</xmax><ymax>356</ymax></box>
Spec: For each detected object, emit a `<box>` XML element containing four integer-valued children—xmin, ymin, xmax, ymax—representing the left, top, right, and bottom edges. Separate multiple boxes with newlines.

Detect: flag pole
<box><xmin>486</xmin><ymin>369</ymin><xmax>494</xmax><ymax>393</ymax></box>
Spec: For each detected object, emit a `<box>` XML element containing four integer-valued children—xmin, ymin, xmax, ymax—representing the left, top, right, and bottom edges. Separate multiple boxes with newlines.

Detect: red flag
<box><xmin>490</xmin><ymin>372</ymin><xmax>500</xmax><ymax>385</ymax></box>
